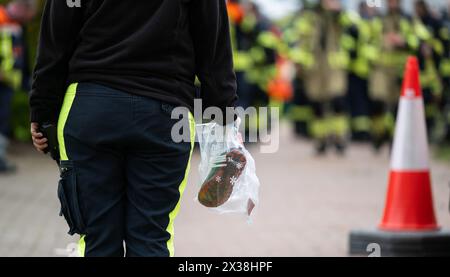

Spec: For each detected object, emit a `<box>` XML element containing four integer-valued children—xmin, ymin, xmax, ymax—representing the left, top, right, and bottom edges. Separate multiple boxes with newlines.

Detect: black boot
<box><xmin>334</xmin><ymin>139</ymin><xmax>347</xmax><ymax>156</ymax></box>
<box><xmin>294</xmin><ymin>121</ymin><xmax>310</xmax><ymax>138</ymax></box>
<box><xmin>372</xmin><ymin>132</ymin><xmax>390</xmax><ymax>153</ymax></box>
<box><xmin>315</xmin><ymin>139</ymin><xmax>327</xmax><ymax>156</ymax></box>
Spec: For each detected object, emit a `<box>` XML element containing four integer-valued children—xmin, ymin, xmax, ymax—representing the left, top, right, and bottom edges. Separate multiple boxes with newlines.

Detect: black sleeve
<box><xmin>29</xmin><ymin>0</ymin><xmax>84</xmax><ymax>124</ymax></box>
<box><xmin>189</xmin><ymin>0</ymin><xmax>238</xmax><ymax>123</ymax></box>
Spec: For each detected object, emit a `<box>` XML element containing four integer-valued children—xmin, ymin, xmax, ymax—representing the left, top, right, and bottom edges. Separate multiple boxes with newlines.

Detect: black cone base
<box><xmin>349</xmin><ymin>229</ymin><xmax>450</xmax><ymax>257</ymax></box>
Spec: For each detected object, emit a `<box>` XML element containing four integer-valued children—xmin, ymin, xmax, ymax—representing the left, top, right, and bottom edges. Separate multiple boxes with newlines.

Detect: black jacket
<box><xmin>30</xmin><ymin>0</ymin><xmax>237</xmax><ymax>123</ymax></box>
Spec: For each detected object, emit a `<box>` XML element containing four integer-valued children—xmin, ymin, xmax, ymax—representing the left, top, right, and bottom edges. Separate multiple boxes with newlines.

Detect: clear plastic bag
<box><xmin>196</xmin><ymin>119</ymin><xmax>260</xmax><ymax>219</ymax></box>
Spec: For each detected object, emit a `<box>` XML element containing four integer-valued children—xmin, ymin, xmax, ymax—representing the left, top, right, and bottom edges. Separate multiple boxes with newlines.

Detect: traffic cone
<box><xmin>349</xmin><ymin>56</ymin><xmax>450</xmax><ymax>257</ymax></box>
<box><xmin>379</xmin><ymin>56</ymin><xmax>438</xmax><ymax>231</ymax></box>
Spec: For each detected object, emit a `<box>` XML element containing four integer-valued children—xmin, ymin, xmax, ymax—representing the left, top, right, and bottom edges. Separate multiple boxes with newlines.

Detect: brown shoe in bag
<box><xmin>198</xmin><ymin>148</ymin><xmax>247</xmax><ymax>208</ymax></box>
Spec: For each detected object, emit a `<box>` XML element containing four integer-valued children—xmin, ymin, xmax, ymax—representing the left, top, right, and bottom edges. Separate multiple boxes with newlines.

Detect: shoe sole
<box><xmin>198</xmin><ymin>148</ymin><xmax>247</xmax><ymax>208</ymax></box>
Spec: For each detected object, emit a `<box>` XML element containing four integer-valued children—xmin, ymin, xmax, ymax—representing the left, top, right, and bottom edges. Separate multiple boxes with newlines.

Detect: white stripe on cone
<box><xmin>391</xmin><ymin>89</ymin><xmax>429</xmax><ymax>171</ymax></box>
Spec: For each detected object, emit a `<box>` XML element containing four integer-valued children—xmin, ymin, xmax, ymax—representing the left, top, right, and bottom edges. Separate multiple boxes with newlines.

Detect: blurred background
<box><xmin>0</xmin><ymin>0</ymin><xmax>449</xmax><ymax>256</ymax></box>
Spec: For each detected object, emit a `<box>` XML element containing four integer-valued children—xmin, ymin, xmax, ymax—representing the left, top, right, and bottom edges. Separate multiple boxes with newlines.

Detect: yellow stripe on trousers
<box><xmin>57</xmin><ymin>83</ymin><xmax>78</xmax><ymax>162</ymax></box>
<box><xmin>78</xmin><ymin>235</ymin><xmax>86</xmax><ymax>257</ymax></box>
<box><xmin>166</xmin><ymin>113</ymin><xmax>196</xmax><ymax>257</ymax></box>
<box><xmin>57</xmin><ymin>83</ymin><xmax>85</xmax><ymax>256</ymax></box>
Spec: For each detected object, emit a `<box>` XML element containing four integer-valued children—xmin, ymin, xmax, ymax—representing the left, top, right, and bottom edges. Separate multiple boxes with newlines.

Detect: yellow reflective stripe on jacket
<box><xmin>440</xmin><ymin>26</ymin><xmax>450</xmax><ymax>40</ymax></box>
<box><xmin>257</xmin><ymin>31</ymin><xmax>279</xmax><ymax>49</ymax></box>
<box><xmin>420</xmin><ymin>58</ymin><xmax>443</xmax><ymax>94</ymax></box>
<box><xmin>0</xmin><ymin>31</ymin><xmax>14</xmax><ymax>71</ymax></box>
<box><xmin>289</xmin><ymin>105</ymin><xmax>313</xmax><ymax>122</ymax></box>
<box><xmin>295</xmin><ymin>13</ymin><xmax>314</xmax><ymax>35</ymax></box>
<box><xmin>330</xmin><ymin>115</ymin><xmax>350</xmax><ymax>137</ymax></box>
<box><xmin>241</xmin><ymin>14</ymin><xmax>257</xmax><ymax>33</ymax></box>
<box><xmin>233</xmin><ymin>51</ymin><xmax>252</xmax><ymax>71</ymax></box>
<box><xmin>361</xmin><ymin>45</ymin><xmax>378</xmax><ymax>61</ymax></box>
<box><xmin>249</xmin><ymin>46</ymin><xmax>266</xmax><ymax>63</ymax></box>
<box><xmin>341</xmin><ymin>34</ymin><xmax>356</xmax><ymax>51</ymax></box>
<box><xmin>328</xmin><ymin>51</ymin><xmax>350</xmax><ymax>69</ymax></box>
<box><xmin>310</xmin><ymin>119</ymin><xmax>328</xmax><ymax>140</ymax></box>
<box><xmin>289</xmin><ymin>48</ymin><xmax>314</xmax><ymax>68</ymax></box>
<box><xmin>407</xmin><ymin>34</ymin><xmax>419</xmax><ymax>50</ymax></box>
<box><xmin>352</xmin><ymin>116</ymin><xmax>371</xmax><ymax>132</ymax></box>
<box><xmin>431</xmin><ymin>39</ymin><xmax>444</xmax><ymax>55</ymax></box>
<box><xmin>413</xmin><ymin>20</ymin><xmax>432</xmax><ymax>41</ymax></box>
<box><xmin>440</xmin><ymin>59</ymin><xmax>450</xmax><ymax>77</ymax></box>
<box><xmin>351</xmin><ymin>58</ymin><xmax>370</xmax><ymax>78</ymax></box>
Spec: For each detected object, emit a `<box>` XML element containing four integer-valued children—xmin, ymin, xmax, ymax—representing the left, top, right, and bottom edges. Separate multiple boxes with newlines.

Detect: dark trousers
<box><xmin>347</xmin><ymin>74</ymin><xmax>370</xmax><ymax>118</ymax></box>
<box><xmin>0</xmin><ymin>83</ymin><xmax>13</xmax><ymax>164</ymax></box>
<box><xmin>290</xmin><ymin>77</ymin><xmax>311</xmax><ymax>137</ymax></box>
<box><xmin>0</xmin><ymin>83</ymin><xmax>13</xmax><ymax>136</ymax></box>
<box><xmin>445</xmin><ymin>82</ymin><xmax>450</xmax><ymax>142</ymax></box>
<box><xmin>347</xmin><ymin>74</ymin><xmax>371</xmax><ymax>140</ymax></box>
<box><xmin>57</xmin><ymin>83</ymin><xmax>195</xmax><ymax>257</ymax></box>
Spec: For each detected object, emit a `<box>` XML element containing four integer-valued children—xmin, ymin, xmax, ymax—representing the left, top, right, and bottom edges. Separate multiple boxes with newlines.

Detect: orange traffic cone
<box><xmin>379</xmin><ymin>56</ymin><xmax>438</xmax><ymax>231</ymax></box>
<box><xmin>349</xmin><ymin>56</ymin><xmax>450</xmax><ymax>257</ymax></box>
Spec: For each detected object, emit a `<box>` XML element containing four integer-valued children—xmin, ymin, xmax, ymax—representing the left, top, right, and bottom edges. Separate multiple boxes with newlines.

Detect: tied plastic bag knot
<box><xmin>196</xmin><ymin>119</ymin><xmax>260</xmax><ymax>220</ymax></box>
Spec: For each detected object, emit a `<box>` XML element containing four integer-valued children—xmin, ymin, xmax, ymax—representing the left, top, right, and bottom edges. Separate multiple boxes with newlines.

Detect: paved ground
<box><xmin>0</xmin><ymin>123</ymin><xmax>449</xmax><ymax>257</ymax></box>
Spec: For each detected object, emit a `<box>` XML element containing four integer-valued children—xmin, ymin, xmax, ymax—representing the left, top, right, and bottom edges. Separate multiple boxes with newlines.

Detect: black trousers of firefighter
<box><xmin>56</xmin><ymin>82</ymin><xmax>195</xmax><ymax>257</ymax></box>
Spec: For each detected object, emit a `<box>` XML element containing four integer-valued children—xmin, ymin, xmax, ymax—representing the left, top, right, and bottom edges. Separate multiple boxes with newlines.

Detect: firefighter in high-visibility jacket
<box><xmin>245</xmin><ymin>3</ymin><xmax>278</xmax><ymax>93</ymax></box>
<box><xmin>414</xmin><ymin>0</ymin><xmax>445</xmax><ymax>141</ymax></box>
<box><xmin>228</xmin><ymin>0</ymin><xmax>251</xmax><ymax>107</ymax></box>
<box><xmin>285</xmin><ymin>3</ymin><xmax>315</xmax><ymax>138</ymax></box>
<box><xmin>292</xmin><ymin>0</ymin><xmax>352</xmax><ymax>155</ymax></box>
<box><xmin>368</xmin><ymin>0</ymin><xmax>419</xmax><ymax>151</ymax></box>
<box><xmin>0</xmin><ymin>0</ymin><xmax>35</xmax><ymax>174</ymax></box>
<box><xmin>244</xmin><ymin>2</ymin><xmax>278</xmax><ymax>136</ymax></box>
<box><xmin>228</xmin><ymin>0</ymin><xmax>277</xmax><ymax>139</ymax></box>
<box><xmin>344</xmin><ymin>2</ymin><xmax>378</xmax><ymax>142</ymax></box>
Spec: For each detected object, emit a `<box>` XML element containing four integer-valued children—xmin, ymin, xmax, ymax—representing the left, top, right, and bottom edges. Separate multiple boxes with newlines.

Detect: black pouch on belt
<box><xmin>57</xmin><ymin>160</ymin><xmax>86</xmax><ymax>236</ymax></box>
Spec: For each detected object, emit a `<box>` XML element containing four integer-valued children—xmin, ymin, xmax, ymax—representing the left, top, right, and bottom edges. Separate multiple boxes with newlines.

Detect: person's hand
<box><xmin>30</xmin><ymin>123</ymin><xmax>48</xmax><ymax>154</ymax></box>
